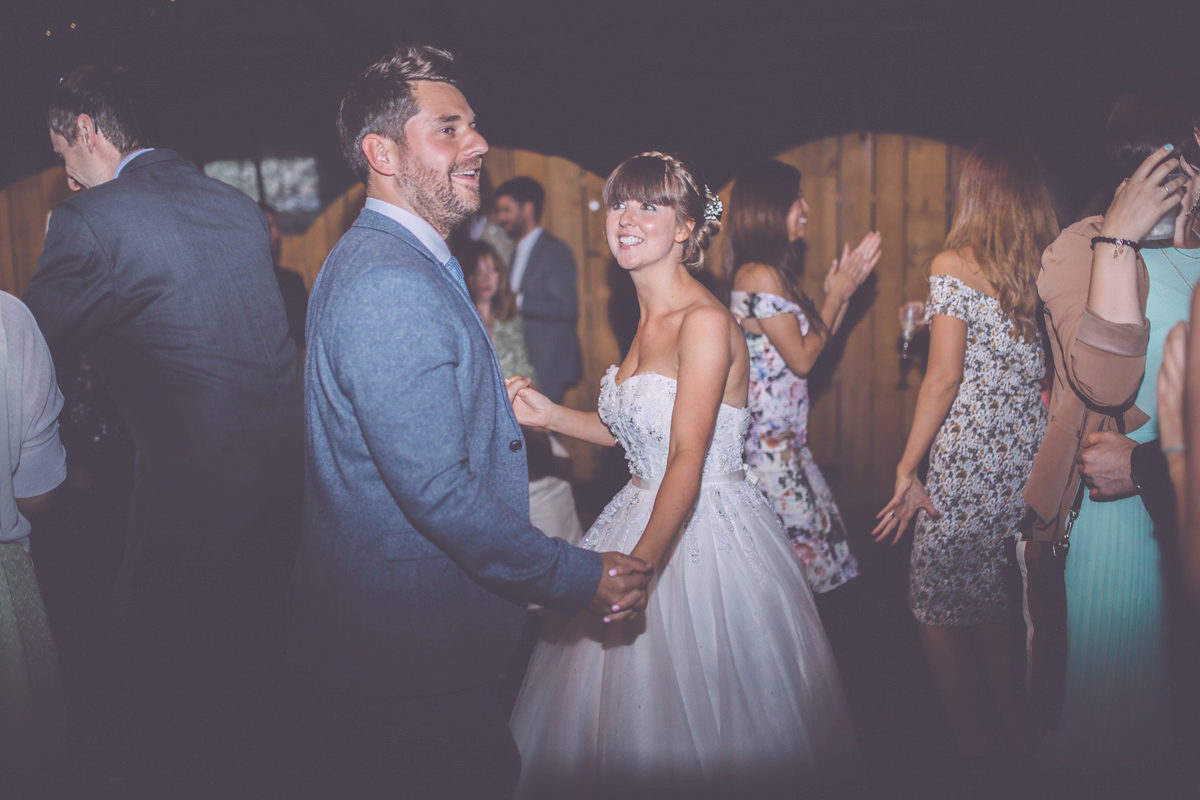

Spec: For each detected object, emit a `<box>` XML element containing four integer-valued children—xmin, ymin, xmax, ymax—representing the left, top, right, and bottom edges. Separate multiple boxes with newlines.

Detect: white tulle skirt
<box><xmin>510</xmin><ymin>473</ymin><xmax>861</xmax><ymax>799</ymax></box>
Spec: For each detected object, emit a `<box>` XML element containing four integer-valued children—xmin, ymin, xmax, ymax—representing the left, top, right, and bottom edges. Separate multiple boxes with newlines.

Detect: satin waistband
<box><xmin>630</xmin><ymin>469</ymin><xmax>746</xmax><ymax>492</ymax></box>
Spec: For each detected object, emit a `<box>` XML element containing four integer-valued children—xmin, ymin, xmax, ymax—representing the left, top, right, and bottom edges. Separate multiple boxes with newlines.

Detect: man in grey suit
<box><xmin>288</xmin><ymin>46</ymin><xmax>652</xmax><ymax>799</ymax></box>
<box><xmin>494</xmin><ymin>176</ymin><xmax>583</xmax><ymax>403</ymax></box>
<box><xmin>24</xmin><ymin>65</ymin><xmax>303</xmax><ymax>790</ymax></box>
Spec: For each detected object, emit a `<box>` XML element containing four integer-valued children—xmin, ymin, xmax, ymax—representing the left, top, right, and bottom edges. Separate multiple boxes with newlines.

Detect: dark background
<box><xmin>2</xmin><ymin>0</ymin><xmax>1197</xmax><ymax>224</ymax></box>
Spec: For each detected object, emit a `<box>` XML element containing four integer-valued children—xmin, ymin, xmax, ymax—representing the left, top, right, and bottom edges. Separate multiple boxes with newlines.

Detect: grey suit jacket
<box><xmin>289</xmin><ymin>208</ymin><xmax>601</xmax><ymax>697</ymax></box>
<box><xmin>25</xmin><ymin>149</ymin><xmax>302</xmax><ymax>455</ymax></box>
<box><xmin>520</xmin><ymin>231</ymin><xmax>582</xmax><ymax>403</ymax></box>
<box><xmin>23</xmin><ymin>149</ymin><xmax>304</xmax><ymax>686</ymax></box>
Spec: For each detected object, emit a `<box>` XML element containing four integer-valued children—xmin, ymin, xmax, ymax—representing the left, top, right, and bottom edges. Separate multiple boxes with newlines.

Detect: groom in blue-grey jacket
<box><xmin>288</xmin><ymin>46</ymin><xmax>652</xmax><ymax>799</ymax></box>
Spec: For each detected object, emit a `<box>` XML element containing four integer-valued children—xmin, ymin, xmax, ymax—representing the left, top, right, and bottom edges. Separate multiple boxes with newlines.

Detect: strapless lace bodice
<box><xmin>598</xmin><ymin>365</ymin><xmax>750</xmax><ymax>483</ymax></box>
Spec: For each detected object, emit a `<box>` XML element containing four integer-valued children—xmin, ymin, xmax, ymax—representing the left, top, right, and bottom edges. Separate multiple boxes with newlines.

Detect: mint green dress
<box><xmin>1040</xmin><ymin>245</ymin><xmax>1199</xmax><ymax>767</ymax></box>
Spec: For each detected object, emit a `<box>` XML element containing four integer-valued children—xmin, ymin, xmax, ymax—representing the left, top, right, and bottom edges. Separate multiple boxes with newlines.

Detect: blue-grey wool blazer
<box><xmin>289</xmin><ymin>208</ymin><xmax>601</xmax><ymax>697</ymax></box>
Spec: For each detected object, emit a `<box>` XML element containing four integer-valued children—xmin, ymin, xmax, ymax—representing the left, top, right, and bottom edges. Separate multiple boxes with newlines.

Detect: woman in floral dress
<box><xmin>872</xmin><ymin>140</ymin><xmax>1057</xmax><ymax>780</ymax></box>
<box><xmin>728</xmin><ymin>160</ymin><xmax>879</xmax><ymax>595</ymax></box>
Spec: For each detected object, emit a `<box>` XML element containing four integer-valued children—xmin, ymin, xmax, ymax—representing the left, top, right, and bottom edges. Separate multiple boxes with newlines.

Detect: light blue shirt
<box><xmin>113</xmin><ymin>148</ymin><xmax>155</xmax><ymax>179</ymax></box>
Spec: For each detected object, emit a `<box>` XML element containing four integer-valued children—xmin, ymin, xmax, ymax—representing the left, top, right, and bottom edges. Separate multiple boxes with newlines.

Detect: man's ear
<box><xmin>76</xmin><ymin>114</ymin><xmax>96</xmax><ymax>152</ymax></box>
<box><xmin>362</xmin><ymin>133</ymin><xmax>400</xmax><ymax>178</ymax></box>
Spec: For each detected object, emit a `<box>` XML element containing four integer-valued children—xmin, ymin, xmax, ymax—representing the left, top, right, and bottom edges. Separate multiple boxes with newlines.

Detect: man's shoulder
<box><xmin>316</xmin><ymin>220</ymin><xmax>449</xmax><ymax>308</ymax></box>
<box><xmin>533</xmin><ymin>230</ymin><xmax>575</xmax><ymax>264</ymax></box>
<box><xmin>66</xmin><ymin>149</ymin><xmax>243</xmax><ymax>216</ymax></box>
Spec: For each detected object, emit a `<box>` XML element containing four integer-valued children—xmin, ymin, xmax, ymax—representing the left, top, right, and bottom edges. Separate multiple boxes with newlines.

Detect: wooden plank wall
<box><xmin>0</xmin><ymin>166</ymin><xmax>71</xmax><ymax>296</ymax></box>
<box><xmin>0</xmin><ymin>135</ymin><xmax>963</xmax><ymax>519</ymax></box>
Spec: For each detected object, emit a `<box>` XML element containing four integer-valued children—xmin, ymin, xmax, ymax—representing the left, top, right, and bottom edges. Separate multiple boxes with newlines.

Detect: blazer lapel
<box><xmin>353</xmin><ymin>210</ymin><xmax>521</xmax><ymax>427</ymax></box>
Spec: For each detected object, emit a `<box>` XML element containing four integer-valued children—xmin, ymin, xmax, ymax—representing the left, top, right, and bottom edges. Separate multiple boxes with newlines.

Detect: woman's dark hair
<box><xmin>1105</xmin><ymin>78</ymin><xmax>1200</xmax><ymax>175</ymax></box>
<box><xmin>336</xmin><ymin>45</ymin><xmax>458</xmax><ymax>182</ymax></box>
<box><xmin>602</xmin><ymin>152</ymin><xmax>720</xmax><ymax>271</ymax></box>
<box><xmin>454</xmin><ymin>239</ymin><xmax>518</xmax><ymax>321</ymax></box>
<box><xmin>46</xmin><ymin>65</ymin><xmax>151</xmax><ymax>154</ymax></box>
<box><xmin>728</xmin><ymin>160</ymin><xmax>828</xmax><ymax>336</ymax></box>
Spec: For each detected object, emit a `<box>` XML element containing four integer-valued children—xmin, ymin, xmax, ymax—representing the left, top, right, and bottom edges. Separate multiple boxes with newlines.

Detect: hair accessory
<box><xmin>1090</xmin><ymin>236</ymin><xmax>1140</xmax><ymax>258</ymax></box>
<box><xmin>703</xmin><ymin>188</ymin><xmax>722</xmax><ymax>223</ymax></box>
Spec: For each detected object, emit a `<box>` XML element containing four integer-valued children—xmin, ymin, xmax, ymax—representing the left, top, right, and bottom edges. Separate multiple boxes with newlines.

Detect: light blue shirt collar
<box><xmin>113</xmin><ymin>148</ymin><xmax>155</xmax><ymax>179</ymax></box>
<box><xmin>364</xmin><ymin>197</ymin><xmax>452</xmax><ymax>265</ymax></box>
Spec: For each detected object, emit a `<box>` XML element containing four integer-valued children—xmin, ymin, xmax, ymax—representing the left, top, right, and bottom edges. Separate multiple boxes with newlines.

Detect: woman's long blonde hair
<box><xmin>944</xmin><ymin>140</ymin><xmax>1059</xmax><ymax>343</ymax></box>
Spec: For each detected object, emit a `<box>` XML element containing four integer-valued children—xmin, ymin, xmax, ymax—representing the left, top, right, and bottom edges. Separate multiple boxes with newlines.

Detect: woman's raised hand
<box><xmin>824</xmin><ymin>231</ymin><xmax>882</xmax><ymax>304</ymax></box>
<box><xmin>507</xmin><ymin>376</ymin><xmax>555</xmax><ymax>429</ymax></box>
<box><xmin>1100</xmin><ymin>144</ymin><xmax>1187</xmax><ymax>242</ymax></box>
<box><xmin>871</xmin><ymin>471</ymin><xmax>940</xmax><ymax>544</ymax></box>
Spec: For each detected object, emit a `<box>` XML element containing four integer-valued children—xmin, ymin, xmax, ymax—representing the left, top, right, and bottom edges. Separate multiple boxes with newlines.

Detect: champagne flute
<box><xmin>899</xmin><ymin>301</ymin><xmax>921</xmax><ymax>361</ymax></box>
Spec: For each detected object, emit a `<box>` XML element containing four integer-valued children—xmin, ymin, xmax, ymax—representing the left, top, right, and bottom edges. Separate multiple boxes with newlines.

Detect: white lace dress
<box><xmin>509</xmin><ymin>367</ymin><xmax>860</xmax><ymax>799</ymax></box>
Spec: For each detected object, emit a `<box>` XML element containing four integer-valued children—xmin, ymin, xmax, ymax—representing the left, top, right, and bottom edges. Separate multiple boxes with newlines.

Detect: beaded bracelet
<box><xmin>1090</xmin><ymin>236</ymin><xmax>1141</xmax><ymax>258</ymax></box>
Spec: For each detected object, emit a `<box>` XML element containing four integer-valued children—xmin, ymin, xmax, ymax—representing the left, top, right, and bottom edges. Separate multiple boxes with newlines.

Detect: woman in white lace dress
<box><xmin>506</xmin><ymin>153</ymin><xmax>859</xmax><ymax>799</ymax></box>
<box><xmin>872</xmin><ymin>140</ymin><xmax>1056</xmax><ymax>781</ymax></box>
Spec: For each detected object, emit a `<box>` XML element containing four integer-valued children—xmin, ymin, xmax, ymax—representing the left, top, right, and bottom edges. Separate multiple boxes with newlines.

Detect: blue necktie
<box><xmin>444</xmin><ymin>255</ymin><xmax>470</xmax><ymax>296</ymax></box>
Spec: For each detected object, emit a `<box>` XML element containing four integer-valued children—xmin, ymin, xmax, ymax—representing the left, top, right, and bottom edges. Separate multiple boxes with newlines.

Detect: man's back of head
<box><xmin>46</xmin><ymin>65</ymin><xmax>151</xmax><ymax>156</ymax></box>
<box><xmin>45</xmin><ymin>65</ymin><xmax>153</xmax><ymax>190</ymax></box>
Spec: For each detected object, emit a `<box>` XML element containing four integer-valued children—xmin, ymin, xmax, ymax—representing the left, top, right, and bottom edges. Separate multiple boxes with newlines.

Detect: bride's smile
<box><xmin>606</xmin><ymin>198</ymin><xmax>688</xmax><ymax>271</ymax></box>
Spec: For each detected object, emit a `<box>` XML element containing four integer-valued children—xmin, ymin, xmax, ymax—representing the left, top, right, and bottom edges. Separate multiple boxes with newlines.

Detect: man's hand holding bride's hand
<box><xmin>591</xmin><ymin>552</ymin><xmax>655</xmax><ymax>623</ymax></box>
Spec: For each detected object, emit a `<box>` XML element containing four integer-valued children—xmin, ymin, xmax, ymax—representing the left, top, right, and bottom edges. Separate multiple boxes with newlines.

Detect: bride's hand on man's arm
<box><xmin>871</xmin><ymin>472</ymin><xmax>940</xmax><ymax>545</ymax></box>
<box><xmin>507</xmin><ymin>376</ymin><xmax>554</xmax><ymax>429</ymax></box>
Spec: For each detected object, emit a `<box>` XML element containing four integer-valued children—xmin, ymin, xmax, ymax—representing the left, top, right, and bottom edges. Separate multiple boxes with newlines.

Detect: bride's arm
<box><xmin>629</xmin><ymin>307</ymin><xmax>732</xmax><ymax>571</ymax></box>
<box><xmin>508</xmin><ymin>377</ymin><xmax>616</xmax><ymax>446</ymax></box>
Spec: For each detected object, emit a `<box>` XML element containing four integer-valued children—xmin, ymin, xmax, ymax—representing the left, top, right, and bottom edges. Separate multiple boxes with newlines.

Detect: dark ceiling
<box><xmin>1</xmin><ymin>0</ymin><xmax>1196</xmax><ymax>219</ymax></box>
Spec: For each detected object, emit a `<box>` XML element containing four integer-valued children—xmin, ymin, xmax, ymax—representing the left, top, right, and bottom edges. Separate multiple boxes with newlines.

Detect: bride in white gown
<box><xmin>507</xmin><ymin>152</ymin><xmax>860</xmax><ymax>798</ymax></box>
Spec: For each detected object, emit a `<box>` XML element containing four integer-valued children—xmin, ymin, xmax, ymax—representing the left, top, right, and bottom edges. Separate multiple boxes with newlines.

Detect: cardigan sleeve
<box><xmin>1038</xmin><ymin>216</ymin><xmax>1149</xmax><ymax>411</ymax></box>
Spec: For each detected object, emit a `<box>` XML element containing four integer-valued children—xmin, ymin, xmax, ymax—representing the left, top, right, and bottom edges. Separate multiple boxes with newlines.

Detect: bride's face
<box><xmin>606</xmin><ymin>197</ymin><xmax>689</xmax><ymax>271</ymax></box>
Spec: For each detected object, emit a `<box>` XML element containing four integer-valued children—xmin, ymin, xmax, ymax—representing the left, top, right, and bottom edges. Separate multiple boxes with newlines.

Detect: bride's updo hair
<box><xmin>602</xmin><ymin>152</ymin><xmax>722</xmax><ymax>271</ymax></box>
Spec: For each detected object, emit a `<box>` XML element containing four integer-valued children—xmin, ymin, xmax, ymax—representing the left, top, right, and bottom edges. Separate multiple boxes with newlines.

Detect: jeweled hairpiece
<box><xmin>703</xmin><ymin>188</ymin><xmax>722</xmax><ymax>223</ymax></box>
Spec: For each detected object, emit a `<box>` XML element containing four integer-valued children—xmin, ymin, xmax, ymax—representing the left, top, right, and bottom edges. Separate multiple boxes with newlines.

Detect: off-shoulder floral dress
<box><xmin>912</xmin><ymin>275</ymin><xmax>1046</xmax><ymax>626</ymax></box>
<box><xmin>730</xmin><ymin>291</ymin><xmax>859</xmax><ymax>594</ymax></box>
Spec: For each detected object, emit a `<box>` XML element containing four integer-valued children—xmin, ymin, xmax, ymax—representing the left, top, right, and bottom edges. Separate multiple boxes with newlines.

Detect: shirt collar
<box><xmin>364</xmin><ymin>197</ymin><xmax>452</xmax><ymax>265</ymax></box>
<box><xmin>518</xmin><ymin>226</ymin><xmax>543</xmax><ymax>253</ymax></box>
<box><xmin>113</xmin><ymin>148</ymin><xmax>155</xmax><ymax>179</ymax></box>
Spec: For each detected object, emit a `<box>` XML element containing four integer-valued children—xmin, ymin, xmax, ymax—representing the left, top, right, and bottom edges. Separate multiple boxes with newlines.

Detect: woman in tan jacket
<box><xmin>1029</xmin><ymin>113</ymin><xmax>1194</xmax><ymax>780</ymax></box>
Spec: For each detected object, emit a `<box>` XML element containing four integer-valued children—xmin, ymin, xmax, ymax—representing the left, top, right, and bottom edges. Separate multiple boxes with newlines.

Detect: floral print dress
<box><xmin>730</xmin><ymin>290</ymin><xmax>859</xmax><ymax>594</ymax></box>
<box><xmin>911</xmin><ymin>275</ymin><xmax>1047</xmax><ymax>626</ymax></box>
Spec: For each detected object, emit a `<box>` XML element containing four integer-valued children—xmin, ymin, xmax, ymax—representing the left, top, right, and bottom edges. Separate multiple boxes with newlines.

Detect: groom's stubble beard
<box><xmin>397</xmin><ymin>153</ymin><xmax>481</xmax><ymax>237</ymax></box>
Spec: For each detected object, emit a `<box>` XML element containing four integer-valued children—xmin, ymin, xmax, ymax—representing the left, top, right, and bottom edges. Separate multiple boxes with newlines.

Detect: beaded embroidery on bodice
<box><xmin>598</xmin><ymin>365</ymin><xmax>750</xmax><ymax>483</ymax></box>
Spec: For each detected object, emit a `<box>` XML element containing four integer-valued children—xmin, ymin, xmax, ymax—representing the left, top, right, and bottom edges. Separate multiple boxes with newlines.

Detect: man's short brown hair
<box><xmin>336</xmin><ymin>45</ymin><xmax>458</xmax><ymax>182</ymax></box>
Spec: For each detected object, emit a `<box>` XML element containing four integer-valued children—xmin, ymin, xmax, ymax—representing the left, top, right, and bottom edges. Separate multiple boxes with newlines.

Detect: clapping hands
<box><xmin>825</xmin><ymin>231</ymin><xmax>882</xmax><ymax>304</ymax></box>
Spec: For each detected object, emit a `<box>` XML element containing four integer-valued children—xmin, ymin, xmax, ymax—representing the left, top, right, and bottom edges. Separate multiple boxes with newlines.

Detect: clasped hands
<box><xmin>505</xmin><ymin>375</ymin><xmax>655</xmax><ymax>622</ymax></box>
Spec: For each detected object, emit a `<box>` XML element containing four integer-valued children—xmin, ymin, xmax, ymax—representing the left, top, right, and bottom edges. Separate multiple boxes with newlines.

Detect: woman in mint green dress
<box><xmin>1035</xmin><ymin>106</ymin><xmax>1197</xmax><ymax>784</ymax></box>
